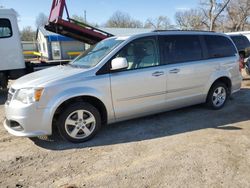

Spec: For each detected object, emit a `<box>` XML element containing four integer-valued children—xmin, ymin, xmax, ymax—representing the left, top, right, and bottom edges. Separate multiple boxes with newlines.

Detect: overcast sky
<box><xmin>0</xmin><ymin>0</ymin><xmax>199</xmax><ymax>29</ymax></box>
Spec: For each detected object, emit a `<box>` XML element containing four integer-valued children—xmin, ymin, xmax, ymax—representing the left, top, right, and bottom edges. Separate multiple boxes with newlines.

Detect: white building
<box><xmin>36</xmin><ymin>27</ymin><xmax>85</xmax><ymax>60</ymax></box>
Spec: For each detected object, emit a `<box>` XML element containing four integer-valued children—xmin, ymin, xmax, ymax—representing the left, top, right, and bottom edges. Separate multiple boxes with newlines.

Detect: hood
<box><xmin>12</xmin><ymin>65</ymin><xmax>88</xmax><ymax>89</ymax></box>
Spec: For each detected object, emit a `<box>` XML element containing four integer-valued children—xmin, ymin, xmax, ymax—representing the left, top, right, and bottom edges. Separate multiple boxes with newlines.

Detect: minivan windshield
<box><xmin>70</xmin><ymin>37</ymin><xmax>124</xmax><ymax>68</ymax></box>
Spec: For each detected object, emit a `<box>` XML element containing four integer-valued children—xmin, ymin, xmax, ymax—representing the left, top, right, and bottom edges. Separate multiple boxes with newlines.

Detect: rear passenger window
<box><xmin>204</xmin><ymin>35</ymin><xmax>236</xmax><ymax>58</ymax></box>
<box><xmin>159</xmin><ymin>35</ymin><xmax>203</xmax><ymax>64</ymax></box>
<box><xmin>0</xmin><ymin>19</ymin><xmax>12</xmax><ymax>38</ymax></box>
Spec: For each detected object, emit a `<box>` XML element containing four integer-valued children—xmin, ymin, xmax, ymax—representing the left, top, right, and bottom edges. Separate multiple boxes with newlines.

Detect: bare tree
<box><xmin>72</xmin><ymin>15</ymin><xmax>85</xmax><ymax>22</ymax></box>
<box><xmin>215</xmin><ymin>14</ymin><xmax>228</xmax><ymax>32</ymax></box>
<box><xmin>21</xmin><ymin>26</ymin><xmax>36</xmax><ymax>41</ymax></box>
<box><xmin>72</xmin><ymin>14</ymin><xmax>99</xmax><ymax>27</ymax></box>
<box><xmin>175</xmin><ymin>9</ymin><xmax>206</xmax><ymax>30</ymax></box>
<box><xmin>105</xmin><ymin>11</ymin><xmax>143</xmax><ymax>28</ymax></box>
<box><xmin>200</xmin><ymin>0</ymin><xmax>231</xmax><ymax>31</ymax></box>
<box><xmin>144</xmin><ymin>16</ymin><xmax>171</xmax><ymax>30</ymax></box>
<box><xmin>226</xmin><ymin>0</ymin><xmax>250</xmax><ymax>31</ymax></box>
<box><xmin>35</xmin><ymin>13</ymin><xmax>48</xmax><ymax>28</ymax></box>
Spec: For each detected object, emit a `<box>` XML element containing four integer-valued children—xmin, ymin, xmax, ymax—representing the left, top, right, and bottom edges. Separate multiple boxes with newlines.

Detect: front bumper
<box><xmin>4</xmin><ymin>100</ymin><xmax>52</xmax><ymax>137</ymax></box>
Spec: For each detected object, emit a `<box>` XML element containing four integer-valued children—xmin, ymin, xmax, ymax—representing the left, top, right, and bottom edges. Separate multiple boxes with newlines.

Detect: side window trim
<box><xmin>159</xmin><ymin>35</ymin><xmax>166</xmax><ymax>66</ymax></box>
<box><xmin>0</xmin><ymin>18</ymin><xmax>13</xmax><ymax>39</ymax></box>
<box><xmin>199</xmin><ymin>35</ymin><xmax>209</xmax><ymax>59</ymax></box>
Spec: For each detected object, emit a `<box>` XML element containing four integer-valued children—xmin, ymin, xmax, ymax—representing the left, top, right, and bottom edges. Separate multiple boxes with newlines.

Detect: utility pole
<box><xmin>84</xmin><ymin>10</ymin><xmax>87</xmax><ymax>23</ymax></box>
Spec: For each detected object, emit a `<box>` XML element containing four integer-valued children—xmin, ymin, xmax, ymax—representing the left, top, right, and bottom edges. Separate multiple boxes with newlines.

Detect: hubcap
<box><xmin>212</xmin><ymin>87</ymin><xmax>226</xmax><ymax>107</ymax></box>
<box><xmin>65</xmin><ymin>110</ymin><xmax>96</xmax><ymax>139</ymax></box>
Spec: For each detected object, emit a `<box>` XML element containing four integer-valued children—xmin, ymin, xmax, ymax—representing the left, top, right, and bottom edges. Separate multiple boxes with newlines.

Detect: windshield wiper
<box><xmin>68</xmin><ymin>64</ymin><xmax>80</xmax><ymax>68</ymax></box>
<box><xmin>68</xmin><ymin>63</ymin><xmax>89</xmax><ymax>69</ymax></box>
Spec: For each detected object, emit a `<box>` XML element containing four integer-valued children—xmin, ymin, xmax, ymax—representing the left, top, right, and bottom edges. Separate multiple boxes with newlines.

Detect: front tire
<box><xmin>57</xmin><ymin>102</ymin><xmax>101</xmax><ymax>143</ymax></box>
<box><xmin>206</xmin><ymin>82</ymin><xmax>229</xmax><ymax>110</ymax></box>
<box><xmin>0</xmin><ymin>73</ymin><xmax>8</xmax><ymax>90</ymax></box>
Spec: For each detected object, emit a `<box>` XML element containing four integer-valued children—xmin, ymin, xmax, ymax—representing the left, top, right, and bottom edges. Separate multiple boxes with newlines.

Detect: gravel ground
<box><xmin>0</xmin><ymin>80</ymin><xmax>250</xmax><ymax>188</ymax></box>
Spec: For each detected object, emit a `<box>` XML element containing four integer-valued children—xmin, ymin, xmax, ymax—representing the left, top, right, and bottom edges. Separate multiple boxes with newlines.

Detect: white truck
<box><xmin>0</xmin><ymin>9</ymin><xmax>26</xmax><ymax>89</ymax></box>
<box><xmin>0</xmin><ymin>8</ymin><xmax>70</xmax><ymax>89</ymax></box>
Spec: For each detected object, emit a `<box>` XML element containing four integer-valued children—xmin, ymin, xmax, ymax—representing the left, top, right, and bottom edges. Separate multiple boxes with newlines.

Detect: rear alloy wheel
<box><xmin>207</xmin><ymin>82</ymin><xmax>228</xmax><ymax>110</ymax></box>
<box><xmin>57</xmin><ymin>102</ymin><xmax>101</xmax><ymax>143</ymax></box>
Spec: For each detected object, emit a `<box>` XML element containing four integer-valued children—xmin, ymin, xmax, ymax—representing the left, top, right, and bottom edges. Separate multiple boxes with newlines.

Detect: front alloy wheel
<box><xmin>58</xmin><ymin>102</ymin><xmax>101</xmax><ymax>143</ymax></box>
<box><xmin>65</xmin><ymin>110</ymin><xmax>96</xmax><ymax>139</ymax></box>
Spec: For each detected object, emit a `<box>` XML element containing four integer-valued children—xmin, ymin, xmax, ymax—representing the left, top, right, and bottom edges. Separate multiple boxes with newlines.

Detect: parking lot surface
<box><xmin>0</xmin><ymin>80</ymin><xmax>250</xmax><ymax>188</ymax></box>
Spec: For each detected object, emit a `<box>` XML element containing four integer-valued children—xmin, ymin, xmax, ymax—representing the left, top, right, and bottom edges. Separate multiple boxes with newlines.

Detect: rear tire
<box><xmin>206</xmin><ymin>82</ymin><xmax>229</xmax><ymax>110</ymax></box>
<box><xmin>57</xmin><ymin>102</ymin><xmax>101</xmax><ymax>143</ymax></box>
<box><xmin>0</xmin><ymin>72</ymin><xmax>8</xmax><ymax>90</ymax></box>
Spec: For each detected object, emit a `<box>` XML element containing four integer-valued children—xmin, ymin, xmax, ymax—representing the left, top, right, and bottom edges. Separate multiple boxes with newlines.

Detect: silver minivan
<box><xmin>4</xmin><ymin>31</ymin><xmax>242</xmax><ymax>143</ymax></box>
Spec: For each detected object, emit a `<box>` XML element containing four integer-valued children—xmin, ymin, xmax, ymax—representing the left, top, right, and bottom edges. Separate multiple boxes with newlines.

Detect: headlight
<box><xmin>13</xmin><ymin>88</ymin><xmax>44</xmax><ymax>104</ymax></box>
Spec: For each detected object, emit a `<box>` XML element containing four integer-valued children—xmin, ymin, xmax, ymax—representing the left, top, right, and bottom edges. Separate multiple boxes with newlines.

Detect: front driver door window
<box><xmin>116</xmin><ymin>37</ymin><xmax>159</xmax><ymax>70</ymax></box>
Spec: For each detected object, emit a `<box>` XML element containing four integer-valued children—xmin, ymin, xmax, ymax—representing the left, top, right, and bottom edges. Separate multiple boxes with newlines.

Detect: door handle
<box><xmin>152</xmin><ymin>71</ymin><xmax>164</xmax><ymax>77</ymax></box>
<box><xmin>169</xmin><ymin>69</ymin><xmax>180</xmax><ymax>74</ymax></box>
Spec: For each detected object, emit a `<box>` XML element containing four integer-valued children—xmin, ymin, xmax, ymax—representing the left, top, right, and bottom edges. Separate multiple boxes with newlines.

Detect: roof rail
<box><xmin>153</xmin><ymin>29</ymin><xmax>215</xmax><ymax>33</ymax></box>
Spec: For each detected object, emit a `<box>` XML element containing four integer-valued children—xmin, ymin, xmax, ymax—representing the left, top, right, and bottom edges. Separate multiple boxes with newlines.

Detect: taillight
<box><xmin>239</xmin><ymin>57</ymin><xmax>244</xmax><ymax>72</ymax></box>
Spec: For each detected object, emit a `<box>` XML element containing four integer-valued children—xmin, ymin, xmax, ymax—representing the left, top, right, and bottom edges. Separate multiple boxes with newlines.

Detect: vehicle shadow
<box><xmin>0</xmin><ymin>90</ymin><xmax>8</xmax><ymax>105</ymax></box>
<box><xmin>31</xmin><ymin>88</ymin><xmax>250</xmax><ymax>151</ymax></box>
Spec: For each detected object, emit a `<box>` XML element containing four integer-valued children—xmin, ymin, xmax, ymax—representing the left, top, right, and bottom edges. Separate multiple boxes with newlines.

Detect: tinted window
<box><xmin>230</xmin><ymin>35</ymin><xmax>250</xmax><ymax>51</ymax></box>
<box><xmin>159</xmin><ymin>35</ymin><xmax>203</xmax><ymax>64</ymax></box>
<box><xmin>0</xmin><ymin>19</ymin><xmax>12</xmax><ymax>38</ymax></box>
<box><xmin>115</xmin><ymin>37</ymin><xmax>160</xmax><ymax>70</ymax></box>
<box><xmin>204</xmin><ymin>35</ymin><xmax>236</xmax><ymax>58</ymax></box>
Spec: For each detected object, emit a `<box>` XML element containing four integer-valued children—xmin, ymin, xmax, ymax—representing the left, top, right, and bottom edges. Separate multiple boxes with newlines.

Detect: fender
<box><xmin>40</xmin><ymin>86</ymin><xmax>115</xmax><ymax>132</ymax></box>
<box><xmin>203</xmin><ymin>70</ymin><xmax>232</xmax><ymax>96</ymax></box>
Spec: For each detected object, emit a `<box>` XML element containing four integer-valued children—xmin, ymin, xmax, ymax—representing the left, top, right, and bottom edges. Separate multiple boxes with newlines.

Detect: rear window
<box><xmin>0</xmin><ymin>19</ymin><xmax>12</xmax><ymax>38</ymax></box>
<box><xmin>159</xmin><ymin>35</ymin><xmax>203</xmax><ymax>64</ymax></box>
<box><xmin>230</xmin><ymin>35</ymin><xmax>250</xmax><ymax>51</ymax></box>
<box><xmin>204</xmin><ymin>35</ymin><xmax>236</xmax><ymax>58</ymax></box>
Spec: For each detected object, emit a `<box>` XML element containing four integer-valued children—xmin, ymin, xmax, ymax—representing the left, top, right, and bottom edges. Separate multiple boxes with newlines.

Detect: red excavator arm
<box><xmin>45</xmin><ymin>0</ymin><xmax>113</xmax><ymax>45</ymax></box>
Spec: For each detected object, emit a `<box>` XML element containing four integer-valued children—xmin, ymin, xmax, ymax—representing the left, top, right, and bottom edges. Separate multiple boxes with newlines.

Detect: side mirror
<box><xmin>111</xmin><ymin>57</ymin><xmax>128</xmax><ymax>71</ymax></box>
